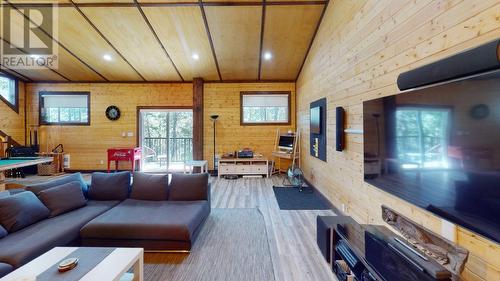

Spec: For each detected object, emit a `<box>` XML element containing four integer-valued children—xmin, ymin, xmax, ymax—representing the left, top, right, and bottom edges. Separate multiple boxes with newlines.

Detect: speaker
<box><xmin>397</xmin><ymin>39</ymin><xmax>500</xmax><ymax>91</ymax></box>
<box><xmin>336</xmin><ymin>107</ymin><xmax>345</xmax><ymax>152</ymax></box>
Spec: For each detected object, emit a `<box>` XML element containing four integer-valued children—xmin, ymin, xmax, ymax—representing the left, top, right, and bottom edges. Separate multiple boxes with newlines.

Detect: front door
<box><xmin>139</xmin><ymin>108</ymin><xmax>193</xmax><ymax>172</ymax></box>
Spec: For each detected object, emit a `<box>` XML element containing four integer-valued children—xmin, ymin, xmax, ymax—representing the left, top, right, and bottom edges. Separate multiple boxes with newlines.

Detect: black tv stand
<box><xmin>317</xmin><ymin>216</ymin><xmax>451</xmax><ymax>281</ymax></box>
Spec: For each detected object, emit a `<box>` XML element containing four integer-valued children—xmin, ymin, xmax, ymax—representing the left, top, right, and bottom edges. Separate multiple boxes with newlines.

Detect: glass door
<box><xmin>139</xmin><ymin>109</ymin><xmax>193</xmax><ymax>172</ymax></box>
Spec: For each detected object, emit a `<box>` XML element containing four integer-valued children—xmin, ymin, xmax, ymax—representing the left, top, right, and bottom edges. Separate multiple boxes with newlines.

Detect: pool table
<box><xmin>0</xmin><ymin>157</ymin><xmax>53</xmax><ymax>190</ymax></box>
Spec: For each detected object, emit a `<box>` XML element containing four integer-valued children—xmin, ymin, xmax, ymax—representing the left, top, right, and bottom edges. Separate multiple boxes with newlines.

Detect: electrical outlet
<box><xmin>127</xmin><ymin>132</ymin><xmax>134</xmax><ymax>137</ymax></box>
<box><xmin>341</xmin><ymin>203</ymin><xmax>346</xmax><ymax>213</ymax></box>
<box><xmin>121</xmin><ymin>132</ymin><xmax>126</xmax><ymax>137</ymax></box>
<box><xmin>100</xmin><ymin>160</ymin><xmax>104</xmax><ymax>165</ymax></box>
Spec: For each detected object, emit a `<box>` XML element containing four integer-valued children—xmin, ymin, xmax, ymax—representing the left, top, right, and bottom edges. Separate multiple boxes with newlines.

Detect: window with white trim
<box><xmin>40</xmin><ymin>92</ymin><xmax>90</xmax><ymax>125</ymax></box>
<box><xmin>241</xmin><ymin>92</ymin><xmax>290</xmax><ymax>124</ymax></box>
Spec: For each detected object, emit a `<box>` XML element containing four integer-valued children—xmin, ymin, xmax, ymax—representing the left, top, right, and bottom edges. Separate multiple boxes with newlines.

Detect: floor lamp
<box><xmin>210</xmin><ymin>115</ymin><xmax>219</xmax><ymax>176</ymax></box>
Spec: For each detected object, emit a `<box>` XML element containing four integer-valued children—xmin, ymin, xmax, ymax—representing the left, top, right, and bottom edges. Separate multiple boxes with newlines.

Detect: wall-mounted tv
<box><xmin>363</xmin><ymin>69</ymin><xmax>500</xmax><ymax>243</ymax></box>
<box><xmin>311</xmin><ymin>106</ymin><xmax>321</xmax><ymax>134</ymax></box>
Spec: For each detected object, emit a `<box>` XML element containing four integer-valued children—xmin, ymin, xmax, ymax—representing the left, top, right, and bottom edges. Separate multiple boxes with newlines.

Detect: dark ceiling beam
<box><xmin>199</xmin><ymin>0</ymin><xmax>222</xmax><ymax>81</ymax></box>
<box><xmin>69</xmin><ymin>0</ymin><xmax>146</xmax><ymax>81</ymax></box>
<box><xmin>257</xmin><ymin>0</ymin><xmax>266</xmax><ymax>80</ymax></box>
<box><xmin>11</xmin><ymin>1</ymin><xmax>327</xmax><ymax>8</ymax></box>
<box><xmin>133</xmin><ymin>0</ymin><xmax>184</xmax><ymax>81</ymax></box>
<box><xmin>0</xmin><ymin>37</ymin><xmax>70</xmax><ymax>81</ymax></box>
<box><xmin>295</xmin><ymin>1</ymin><xmax>329</xmax><ymax>81</ymax></box>
<box><xmin>5</xmin><ymin>0</ymin><xmax>108</xmax><ymax>82</ymax></box>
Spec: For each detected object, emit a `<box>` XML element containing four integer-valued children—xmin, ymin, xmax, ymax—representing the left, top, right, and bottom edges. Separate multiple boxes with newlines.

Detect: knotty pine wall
<box><xmin>26</xmin><ymin>83</ymin><xmax>193</xmax><ymax>170</ymax></box>
<box><xmin>0</xmin><ymin>81</ymin><xmax>25</xmax><ymax>145</ymax></box>
<box><xmin>203</xmin><ymin>83</ymin><xmax>295</xmax><ymax>170</ymax></box>
<box><xmin>296</xmin><ymin>0</ymin><xmax>500</xmax><ymax>280</ymax></box>
<box><xmin>25</xmin><ymin>82</ymin><xmax>295</xmax><ymax>171</ymax></box>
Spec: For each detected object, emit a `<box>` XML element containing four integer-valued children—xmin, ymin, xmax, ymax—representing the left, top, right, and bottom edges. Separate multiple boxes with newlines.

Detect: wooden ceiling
<box><xmin>0</xmin><ymin>0</ymin><xmax>327</xmax><ymax>82</ymax></box>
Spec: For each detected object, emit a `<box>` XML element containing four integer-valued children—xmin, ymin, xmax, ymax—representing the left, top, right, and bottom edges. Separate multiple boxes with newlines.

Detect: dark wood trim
<box><xmin>0</xmin><ymin>37</ymin><xmax>70</xmax><ymax>81</ymax></box>
<box><xmin>192</xmin><ymin>78</ymin><xmax>204</xmax><ymax>160</ymax></box>
<box><xmin>11</xmin><ymin>1</ymin><xmax>327</xmax><ymax>8</ymax></box>
<box><xmin>38</xmin><ymin>91</ymin><xmax>91</xmax><ymax>126</ymax></box>
<box><xmin>4</xmin><ymin>1</ymin><xmax>107</xmax><ymax>82</ymax></box>
<box><xmin>240</xmin><ymin>91</ymin><xmax>291</xmax><ymax>126</ymax></box>
<box><xmin>133</xmin><ymin>0</ymin><xmax>184</xmax><ymax>82</ymax></box>
<box><xmin>0</xmin><ymin>72</ymin><xmax>19</xmax><ymax>113</ymax></box>
<box><xmin>135</xmin><ymin>105</ymin><xmax>193</xmax><ymax>147</ymax></box>
<box><xmin>199</xmin><ymin>0</ymin><xmax>222</xmax><ymax>81</ymax></box>
<box><xmin>257</xmin><ymin>0</ymin><xmax>266</xmax><ymax>80</ymax></box>
<box><xmin>69</xmin><ymin>0</ymin><xmax>147</xmax><ymax>82</ymax></box>
<box><xmin>27</xmin><ymin>79</ymin><xmax>295</xmax><ymax>84</ymax></box>
<box><xmin>295</xmin><ymin>0</ymin><xmax>329</xmax><ymax>81</ymax></box>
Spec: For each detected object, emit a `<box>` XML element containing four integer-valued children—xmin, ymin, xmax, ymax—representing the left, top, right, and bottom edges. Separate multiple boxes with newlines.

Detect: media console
<box><xmin>218</xmin><ymin>157</ymin><xmax>269</xmax><ymax>178</ymax></box>
<box><xmin>317</xmin><ymin>216</ymin><xmax>451</xmax><ymax>281</ymax></box>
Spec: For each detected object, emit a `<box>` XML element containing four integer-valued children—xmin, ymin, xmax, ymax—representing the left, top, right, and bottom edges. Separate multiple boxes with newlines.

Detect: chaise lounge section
<box><xmin>0</xmin><ymin>171</ymin><xmax>211</xmax><ymax>277</ymax></box>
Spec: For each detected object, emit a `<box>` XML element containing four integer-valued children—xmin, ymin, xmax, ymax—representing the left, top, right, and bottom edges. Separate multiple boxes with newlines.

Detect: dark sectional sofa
<box><xmin>0</xmin><ymin>171</ymin><xmax>211</xmax><ymax>278</ymax></box>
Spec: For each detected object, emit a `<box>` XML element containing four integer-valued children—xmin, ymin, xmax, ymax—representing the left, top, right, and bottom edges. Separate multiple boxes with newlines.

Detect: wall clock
<box><xmin>469</xmin><ymin>104</ymin><xmax>489</xmax><ymax>120</ymax></box>
<box><xmin>105</xmin><ymin>105</ymin><xmax>121</xmax><ymax>121</ymax></box>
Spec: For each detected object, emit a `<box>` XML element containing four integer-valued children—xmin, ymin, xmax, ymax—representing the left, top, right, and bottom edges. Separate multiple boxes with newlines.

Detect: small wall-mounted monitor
<box><xmin>310</xmin><ymin>106</ymin><xmax>321</xmax><ymax>134</ymax></box>
<box><xmin>278</xmin><ymin>135</ymin><xmax>295</xmax><ymax>151</ymax></box>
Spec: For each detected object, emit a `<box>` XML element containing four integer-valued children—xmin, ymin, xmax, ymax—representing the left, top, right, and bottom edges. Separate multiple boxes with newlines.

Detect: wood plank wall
<box><xmin>296</xmin><ymin>0</ymin><xmax>500</xmax><ymax>280</ymax></box>
<box><xmin>25</xmin><ymin>82</ymin><xmax>294</xmax><ymax>171</ymax></box>
<box><xmin>203</xmin><ymin>83</ymin><xmax>296</xmax><ymax>170</ymax></box>
<box><xmin>26</xmin><ymin>83</ymin><xmax>193</xmax><ymax>170</ymax></box>
<box><xmin>0</xmin><ymin>81</ymin><xmax>25</xmax><ymax>145</ymax></box>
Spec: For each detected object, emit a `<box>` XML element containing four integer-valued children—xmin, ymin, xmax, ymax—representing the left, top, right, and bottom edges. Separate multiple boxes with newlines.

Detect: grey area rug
<box><xmin>273</xmin><ymin>186</ymin><xmax>331</xmax><ymax>210</ymax></box>
<box><xmin>144</xmin><ymin>208</ymin><xmax>275</xmax><ymax>281</ymax></box>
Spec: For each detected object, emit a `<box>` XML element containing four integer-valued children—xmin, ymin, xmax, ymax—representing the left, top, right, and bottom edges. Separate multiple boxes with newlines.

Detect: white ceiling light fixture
<box><xmin>192</xmin><ymin>53</ymin><xmax>200</xmax><ymax>60</ymax></box>
<box><xmin>103</xmin><ymin>54</ymin><xmax>112</xmax><ymax>61</ymax></box>
<box><xmin>263</xmin><ymin>52</ymin><xmax>272</xmax><ymax>60</ymax></box>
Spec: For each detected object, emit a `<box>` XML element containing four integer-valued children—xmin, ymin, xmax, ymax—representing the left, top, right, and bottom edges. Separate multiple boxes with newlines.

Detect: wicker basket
<box><xmin>37</xmin><ymin>163</ymin><xmax>57</xmax><ymax>176</ymax></box>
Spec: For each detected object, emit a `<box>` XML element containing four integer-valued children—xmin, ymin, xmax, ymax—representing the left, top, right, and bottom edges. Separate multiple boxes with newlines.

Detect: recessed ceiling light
<box><xmin>264</xmin><ymin>52</ymin><xmax>272</xmax><ymax>60</ymax></box>
<box><xmin>192</xmin><ymin>53</ymin><xmax>200</xmax><ymax>60</ymax></box>
<box><xmin>103</xmin><ymin>54</ymin><xmax>112</xmax><ymax>61</ymax></box>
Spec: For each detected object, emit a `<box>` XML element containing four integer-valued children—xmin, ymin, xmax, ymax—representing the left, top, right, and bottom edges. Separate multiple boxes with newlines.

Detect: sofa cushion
<box><xmin>0</xmin><ymin>225</ymin><xmax>7</xmax><ymax>239</ymax></box>
<box><xmin>130</xmin><ymin>172</ymin><xmax>168</xmax><ymax>201</ymax></box>
<box><xmin>26</xmin><ymin>173</ymin><xmax>87</xmax><ymax>196</ymax></box>
<box><xmin>0</xmin><ymin>200</ymin><xmax>119</xmax><ymax>268</ymax></box>
<box><xmin>38</xmin><ymin>181</ymin><xmax>87</xmax><ymax>217</ymax></box>
<box><xmin>0</xmin><ymin>192</ymin><xmax>50</xmax><ymax>233</ymax></box>
<box><xmin>80</xmin><ymin>199</ymin><xmax>210</xmax><ymax>242</ymax></box>
<box><xmin>88</xmin><ymin>171</ymin><xmax>131</xmax><ymax>201</ymax></box>
<box><xmin>168</xmin><ymin>173</ymin><xmax>209</xmax><ymax>201</ymax></box>
<box><xmin>0</xmin><ymin>262</ymin><xmax>13</xmax><ymax>278</ymax></box>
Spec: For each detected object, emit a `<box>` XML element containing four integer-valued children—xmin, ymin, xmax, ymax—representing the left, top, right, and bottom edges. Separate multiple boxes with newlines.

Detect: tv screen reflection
<box><xmin>363</xmin><ymin>69</ymin><xmax>500</xmax><ymax>243</ymax></box>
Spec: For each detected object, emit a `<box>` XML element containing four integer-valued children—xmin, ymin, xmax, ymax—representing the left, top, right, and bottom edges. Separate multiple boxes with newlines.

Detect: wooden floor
<box><xmin>11</xmin><ymin>174</ymin><xmax>337</xmax><ymax>281</ymax></box>
<box><xmin>209</xmin><ymin>176</ymin><xmax>337</xmax><ymax>281</ymax></box>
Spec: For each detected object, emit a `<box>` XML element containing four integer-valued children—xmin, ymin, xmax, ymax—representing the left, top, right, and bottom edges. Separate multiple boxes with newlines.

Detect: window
<box><xmin>39</xmin><ymin>92</ymin><xmax>90</xmax><ymax>125</ymax></box>
<box><xmin>0</xmin><ymin>74</ymin><xmax>19</xmax><ymax>112</ymax></box>
<box><xmin>395</xmin><ymin>107</ymin><xmax>451</xmax><ymax>169</ymax></box>
<box><xmin>240</xmin><ymin>92</ymin><xmax>291</xmax><ymax>125</ymax></box>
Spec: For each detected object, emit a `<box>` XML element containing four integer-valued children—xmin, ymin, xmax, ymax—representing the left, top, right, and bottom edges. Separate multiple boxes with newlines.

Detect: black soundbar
<box><xmin>335</xmin><ymin>107</ymin><xmax>344</xmax><ymax>152</ymax></box>
<box><xmin>397</xmin><ymin>39</ymin><xmax>500</xmax><ymax>90</ymax></box>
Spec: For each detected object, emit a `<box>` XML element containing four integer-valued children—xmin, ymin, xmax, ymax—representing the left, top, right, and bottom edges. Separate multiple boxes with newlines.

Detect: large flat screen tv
<box><xmin>363</xmin><ymin>69</ymin><xmax>500</xmax><ymax>243</ymax></box>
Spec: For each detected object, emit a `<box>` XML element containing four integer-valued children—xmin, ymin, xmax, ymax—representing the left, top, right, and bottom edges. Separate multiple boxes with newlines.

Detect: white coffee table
<box><xmin>1</xmin><ymin>247</ymin><xmax>143</xmax><ymax>281</ymax></box>
<box><xmin>183</xmin><ymin>160</ymin><xmax>208</xmax><ymax>174</ymax></box>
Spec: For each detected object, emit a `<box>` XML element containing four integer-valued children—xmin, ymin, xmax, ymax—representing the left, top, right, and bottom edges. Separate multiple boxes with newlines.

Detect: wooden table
<box><xmin>0</xmin><ymin>157</ymin><xmax>53</xmax><ymax>191</ymax></box>
<box><xmin>1</xmin><ymin>247</ymin><xmax>143</xmax><ymax>281</ymax></box>
<box><xmin>183</xmin><ymin>160</ymin><xmax>208</xmax><ymax>174</ymax></box>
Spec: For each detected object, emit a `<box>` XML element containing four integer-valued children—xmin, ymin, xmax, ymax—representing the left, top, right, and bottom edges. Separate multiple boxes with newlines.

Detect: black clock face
<box><xmin>106</xmin><ymin>105</ymin><xmax>121</xmax><ymax>121</ymax></box>
<box><xmin>470</xmin><ymin>104</ymin><xmax>489</xmax><ymax>120</ymax></box>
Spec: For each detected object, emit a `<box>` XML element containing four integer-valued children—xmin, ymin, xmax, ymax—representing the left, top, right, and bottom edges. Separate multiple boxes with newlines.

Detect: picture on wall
<box><xmin>310</xmin><ymin>98</ymin><xmax>326</xmax><ymax>161</ymax></box>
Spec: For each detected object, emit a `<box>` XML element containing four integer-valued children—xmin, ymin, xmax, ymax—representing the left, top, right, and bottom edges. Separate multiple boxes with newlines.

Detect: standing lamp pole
<box><xmin>210</xmin><ymin>115</ymin><xmax>219</xmax><ymax>176</ymax></box>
